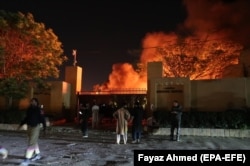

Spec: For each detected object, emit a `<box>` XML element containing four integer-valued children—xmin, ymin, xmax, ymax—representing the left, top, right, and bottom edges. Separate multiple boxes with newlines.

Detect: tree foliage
<box><xmin>0</xmin><ymin>10</ymin><xmax>67</xmax><ymax>79</ymax></box>
<box><xmin>0</xmin><ymin>78</ymin><xmax>28</xmax><ymax>108</ymax></box>
<box><xmin>156</xmin><ymin>36</ymin><xmax>243</xmax><ymax>79</ymax></box>
<box><xmin>0</xmin><ymin>10</ymin><xmax>67</xmax><ymax>104</ymax></box>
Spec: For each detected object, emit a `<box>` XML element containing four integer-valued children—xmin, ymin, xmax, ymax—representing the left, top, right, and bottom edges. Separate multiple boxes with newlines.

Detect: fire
<box><xmin>183</xmin><ymin>0</ymin><xmax>250</xmax><ymax>46</ymax></box>
<box><xmin>142</xmin><ymin>32</ymin><xmax>242</xmax><ymax>79</ymax></box>
<box><xmin>93</xmin><ymin>63</ymin><xmax>147</xmax><ymax>91</ymax></box>
<box><xmin>93</xmin><ymin>0</ymin><xmax>249</xmax><ymax>91</ymax></box>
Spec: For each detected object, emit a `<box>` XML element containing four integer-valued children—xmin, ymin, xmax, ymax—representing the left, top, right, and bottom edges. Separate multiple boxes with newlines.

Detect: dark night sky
<box><xmin>0</xmin><ymin>0</ymin><xmax>187</xmax><ymax>90</ymax></box>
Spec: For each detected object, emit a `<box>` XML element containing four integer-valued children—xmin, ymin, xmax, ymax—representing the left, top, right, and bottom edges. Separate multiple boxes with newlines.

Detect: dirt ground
<box><xmin>0</xmin><ymin>124</ymin><xmax>250</xmax><ymax>166</ymax></box>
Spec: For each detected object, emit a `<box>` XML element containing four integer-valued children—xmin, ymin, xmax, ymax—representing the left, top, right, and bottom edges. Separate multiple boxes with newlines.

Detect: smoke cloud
<box><xmin>183</xmin><ymin>0</ymin><xmax>250</xmax><ymax>47</ymax></box>
<box><xmin>93</xmin><ymin>0</ymin><xmax>249</xmax><ymax>91</ymax></box>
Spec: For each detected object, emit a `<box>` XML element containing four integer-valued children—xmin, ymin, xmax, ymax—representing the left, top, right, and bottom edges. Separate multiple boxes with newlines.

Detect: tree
<box><xmin>0</xmin><ymin>78</ymin><xmax>28</xmax><ymax>108</ymax></box>
<box><xmin>156</xmin><ymin>36</ymin><xmax>243</xmax><ymax>79</ymax></box>
<box><xmin>0</xmin><ymin>10</ymin><xmax>67</xmax><ymax>108</ymax></box>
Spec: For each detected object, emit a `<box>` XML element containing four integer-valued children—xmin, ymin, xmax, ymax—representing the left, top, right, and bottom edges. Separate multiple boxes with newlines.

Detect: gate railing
<box><xmin>78</xmin><ymin>88</ymin><xmax>147</xmax><ymax>95</ymax></box>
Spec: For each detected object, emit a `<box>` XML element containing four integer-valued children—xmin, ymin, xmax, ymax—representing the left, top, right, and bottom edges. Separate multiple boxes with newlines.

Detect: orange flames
<box><xmin>93</xmin><ymin>63</ymin><xmax>147</xmax><ymax>91</ymax></box>
<box><xmin>93</xmin><ymin>0</ymin><xmax>249</xmax><ymax>91</ymax></box>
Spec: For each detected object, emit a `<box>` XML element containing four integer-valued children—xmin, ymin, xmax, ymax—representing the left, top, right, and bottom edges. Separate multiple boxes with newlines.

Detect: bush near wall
<box><xmin>153</xmin><ymin>108</ymin><xmax>250</xmax><ymax>129</ymax></box>
<box><xmin>1</xmin><ymin>107</ymin><xmax>249</xmax><ymax>129</ymax></box>
<box><xmin>0</xmin><ymin>107</ymin><xmax>74</xmax><ymax>125</ymax></box>
<box><xmin>0</xmin><ymin>109</ymin><xmax>26</xmax><ymax>124</ymax></box>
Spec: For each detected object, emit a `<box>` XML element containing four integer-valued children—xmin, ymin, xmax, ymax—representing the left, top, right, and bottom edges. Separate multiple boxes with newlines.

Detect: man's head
<box><xmin>30</xmin><ymin>98</ymin><xmax>39</xmax><ymax>107</ymax></box>
<box><xmin>173</xmin><ymin>100</ymin><xmax>179</xmax><ymax>107</ymax></box>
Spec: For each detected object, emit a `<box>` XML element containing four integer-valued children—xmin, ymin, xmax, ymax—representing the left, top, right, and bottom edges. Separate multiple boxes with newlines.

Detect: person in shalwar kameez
<box><xmin>113</xmin><ymin>103</ymin><xmax>131</xmax><ymax>144</ymax></box>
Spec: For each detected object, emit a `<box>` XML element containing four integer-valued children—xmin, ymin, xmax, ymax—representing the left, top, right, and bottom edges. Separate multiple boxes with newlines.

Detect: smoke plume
<box><xmin>93</xmin><ymin>0</ymin><xmax>249</xmax><ymax>91</ymax></box>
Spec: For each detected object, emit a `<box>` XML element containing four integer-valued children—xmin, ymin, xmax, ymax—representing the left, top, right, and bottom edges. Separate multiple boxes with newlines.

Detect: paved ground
<box><xmin>0</xmin><ymin>125</ymin><xmax>250</xmax><ymax>166</ymax></box>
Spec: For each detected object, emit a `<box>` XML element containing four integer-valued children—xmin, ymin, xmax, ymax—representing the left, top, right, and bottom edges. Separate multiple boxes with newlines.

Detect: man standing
<box><xmin>79</xmin><ymin>103</ymin><xmax>91</xmax><ymax>137</ymax></box>
<box><xmin>91</xmin><ymin>101</ymin><xmax>100</xmax><ymax>129</ymax></box>
<box><xmin>131</xmin><ymin>101</ymin><xmax>144</xmax><ymax>143</ymax></box>
<box><xmin>170</xmin><ymin>100</ymin><xmax>182</xmax><ymax>141</ymax></box>
<box><xmin>18</xmin><ymin>98</ymin><xmax>46</xmax><ymax>166</ymax></box>
<box><xmin>113</xmin><ymin>102</ymin><xmax>131</xmax><ymax>144</ymax></box>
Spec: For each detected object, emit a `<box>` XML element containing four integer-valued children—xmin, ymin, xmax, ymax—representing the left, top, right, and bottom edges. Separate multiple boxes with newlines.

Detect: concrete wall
<box><xmin>0</xmin><ymin>65</ymin><xmax>80</xmax><ymax>121</ymax></box>
<box><xmin>148</xmin><ymin>77</ymin><xmax>249</xmax><ymax>112</ymax></box>
<box><xmin>47</xmin><ymin>81</ymin><xmax>71</xmax><ymax>117</ymax></box>
<box><xmin>65</xmin><ymin>66</ymin><xmax>82</xmax><ymax>118</ymax></box>
<box><xmin>0</xmin><ymin>81</ymin><xmax>71</xmax><ymax>120</ymax></box>
<box><xmin>148</xmin><ymin>77</ymin><xmax>190</xmax><ymax>111</ymax></box>
<box><xmin>147</xmin><ymin>62</ymin><xmax>163</xmax><ymax>79</ymax></box>
<box><xmin>147</xmin><ymin>62</ymin><xmax>162</xmax><ymax>116</ymax></box>
<box><xmin>147</xmin><ymin>62</ymin><xmax>250</xmax><ymax>112</ymax></box>
<box><xmin>191</xmin><ymin>78</ymin><xmax>248</xmax><ymax>111</ymax></box>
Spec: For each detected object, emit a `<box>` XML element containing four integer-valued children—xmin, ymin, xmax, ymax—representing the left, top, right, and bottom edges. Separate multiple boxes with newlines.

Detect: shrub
<box><xmin>0</xmin><ymin>109</ymin><xmax>25</xmax><ymax>124</ymax></box>
<box><xmin>152</xmin><ymin>108</ymin><xmax>250</xmax><ymax>129</ymax></box>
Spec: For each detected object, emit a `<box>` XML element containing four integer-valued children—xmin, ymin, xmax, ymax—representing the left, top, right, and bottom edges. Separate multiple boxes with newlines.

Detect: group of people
<box><xmin>78</xmin><ymin>99</ymin><xmax>183</xmax><ymax>144</ymax></box>
<box><xmin>0</xmin><ymin>98</ymin><xmax>182</xmax><ymax>165</ymax></box>
<box><xmin>111</xmin><ymin>99</ymin><xmax>183</xmax><ymax>144</ymax></box>
<box><xmin>78</xmin><ymin>100</ymin><xmax>146</xmax><ymax>144</ymax></box>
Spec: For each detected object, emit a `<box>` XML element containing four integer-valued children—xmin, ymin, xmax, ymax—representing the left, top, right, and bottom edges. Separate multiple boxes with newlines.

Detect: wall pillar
<box><xmin>65</xmin><ymin>66</ymin><xmax>82</xmax><ymax>120</ymax></box>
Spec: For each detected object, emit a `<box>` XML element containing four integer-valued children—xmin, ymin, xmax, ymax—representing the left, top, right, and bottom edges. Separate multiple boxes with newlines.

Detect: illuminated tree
<box><xmin>156</xmin><ymin>36</ymin><xmax>243</xmax><ymax>79</ymax></box>
<box><xmin>0</xmin><ymin>10</ymin><xmax>67</xmax><ymax>108</ymax></box>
